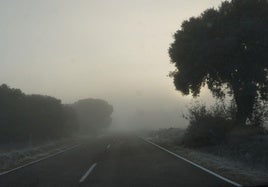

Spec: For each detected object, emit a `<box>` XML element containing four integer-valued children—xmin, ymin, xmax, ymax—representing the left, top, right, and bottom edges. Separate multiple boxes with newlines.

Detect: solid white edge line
<box><xmin>79</xmin><ymin>163</ymin><xmax>97</xmax><ymax>183</ymax></box>
<box><xmin>0</xmin><ymin>144</ymin><xmax>81</xmax><ymax>176</ymax></box>
<box><xmin>142</xmin><ymin>138</ymin><xmax>242</xmax><ymax>187</ymax></box>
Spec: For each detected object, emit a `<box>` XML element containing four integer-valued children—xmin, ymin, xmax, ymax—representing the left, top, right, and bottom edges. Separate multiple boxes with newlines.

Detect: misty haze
<box><xmin>0</xmin><ymin>0</ymin><xmax>267</xmax><ymax>186</ymax></box>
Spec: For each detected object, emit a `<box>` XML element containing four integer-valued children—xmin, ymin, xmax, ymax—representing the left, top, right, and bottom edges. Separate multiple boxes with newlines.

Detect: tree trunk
<box><xmin>233</xmin><ymin>87</ymin><xmax>256</xmax><ymax>126</ymax></box>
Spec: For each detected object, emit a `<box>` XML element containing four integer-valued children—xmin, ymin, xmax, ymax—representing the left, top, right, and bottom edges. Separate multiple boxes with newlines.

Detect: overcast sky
<box><xmin>0</xmin><ymin>0</ymin><xmax>223</xmax><ymax>130</ymax></box>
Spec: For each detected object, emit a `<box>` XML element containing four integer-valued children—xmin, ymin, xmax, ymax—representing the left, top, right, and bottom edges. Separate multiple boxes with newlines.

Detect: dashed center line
<box><xmin>79</xmin><ymin>163</ymin><xmax>97</xmax><ymax>183</ymax></box>
<box><xmin>106</xmin><ymin>144</ymin><xmax>111</xmax><ymax>149</ymax></box>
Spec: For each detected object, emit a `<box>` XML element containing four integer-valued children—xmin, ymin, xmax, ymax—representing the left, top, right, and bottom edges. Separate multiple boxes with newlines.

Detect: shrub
<box><xmin>182</xmin><ymin>102</ymin><xmax>234</xmax><ymax>147</ymax></box>
<box><xmin>247</xmin><ymin>100</ymin><xmax>268</xmax><ymax>127</ymax></box>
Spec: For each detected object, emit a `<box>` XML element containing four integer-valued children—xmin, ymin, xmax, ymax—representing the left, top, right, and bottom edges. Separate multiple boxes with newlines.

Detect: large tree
<box><xmin>169</xmin><ymin>0</ymin><xmax>268</xmax><ymax>126</ymax></box>
<box><xmin>72</xmin><ymin>98</ymin><xmax>113</xmax><ymax>133</ymax></box>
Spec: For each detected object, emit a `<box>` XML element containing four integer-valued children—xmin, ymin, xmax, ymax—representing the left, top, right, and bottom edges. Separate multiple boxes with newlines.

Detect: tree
<box><xmin>0</xmin><ymin>84</ymin><xmax>79</xmax><ymax>142</ymax></box>
<box><xmin>169</xmin><ymin>0</ymin><xmax>268</xmax><ymax>126</ymax></box>
<box><xmin>72</xmin><ymin>98</ymin><xmax>113</xmax><ymax>133</ymax></box>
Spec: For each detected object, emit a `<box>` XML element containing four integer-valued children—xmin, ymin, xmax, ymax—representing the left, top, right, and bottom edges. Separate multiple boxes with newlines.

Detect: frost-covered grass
<box><xmin>0</xmin><ymin>137</ymin><xmax>80</xmax><ymax>172</ymax></box>
<box><xmin>170</xmin><ymin>145</ymin><xmax>268</xmax><ymax>186</ymax></box>
<box><xmin>146</xmin><ymin>128</ymin><xmax>185</xmax><ymax>145</ymax></box>
<box><xmin>146</xmin><ymin>128</ymin><xmax>268</xmax><ymax>186</ymax></box>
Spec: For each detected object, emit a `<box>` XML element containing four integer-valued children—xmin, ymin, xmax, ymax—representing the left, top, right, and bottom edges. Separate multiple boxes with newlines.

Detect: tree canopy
<box><xmin>169</xmin><ymin>0</ymin><xmax>268</xmax><ymax>126</ymax></box>
<box><xmin>72</xmin><ymin>98</ymin><xmax>113</xmax><ymax>133</ymax></box>
<box><xmin>0</xmin><ymin>84</ymin><xmax>79</xmax><ymax>142</ymax></box>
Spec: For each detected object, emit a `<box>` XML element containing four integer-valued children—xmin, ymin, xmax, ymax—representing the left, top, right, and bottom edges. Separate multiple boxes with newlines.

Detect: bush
<box><xmin>247</xmin><ymin>99</ymin><xmax>268</xmax><ymax>127</ymax></box>
<box><xmin>182</xmin><ymin>102</ymin><xmax>233</xmax><ymax>147</ymax></box>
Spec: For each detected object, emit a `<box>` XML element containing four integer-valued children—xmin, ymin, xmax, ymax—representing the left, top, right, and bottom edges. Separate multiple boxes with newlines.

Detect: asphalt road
<box><xmin>0</xmin><ymin>134</ymin><xmax>237</xmax><ymax>187</ymax></box>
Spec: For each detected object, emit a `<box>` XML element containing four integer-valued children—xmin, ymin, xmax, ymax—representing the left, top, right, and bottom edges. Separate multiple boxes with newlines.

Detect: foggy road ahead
<box><xmin>0</xmin><ymin>135</ymin><xmax>238</xmax><ymax>187</ymax></box>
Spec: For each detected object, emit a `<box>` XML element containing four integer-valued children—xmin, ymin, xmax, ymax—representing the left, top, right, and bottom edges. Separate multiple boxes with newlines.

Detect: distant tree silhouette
<box><xmin>72</xmin><ymin>98</ymin><xmax>113</xmax><ymax>133</ymax></box>
<box><xmin>169</xmin><ymin>0</ymin><xmax>268</xmax><ymax>126</ymax></box>
<box><xmin>62</xmin><ymin>105</ymin><xmax>79</xmax><ymax>136</ymax></box>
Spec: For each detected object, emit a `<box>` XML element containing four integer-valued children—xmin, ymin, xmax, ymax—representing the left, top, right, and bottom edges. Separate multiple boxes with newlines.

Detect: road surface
<box><xmin>0</xmin><ymin>134</ymin><xmax>238</xmax><ymax>187</ymax></box>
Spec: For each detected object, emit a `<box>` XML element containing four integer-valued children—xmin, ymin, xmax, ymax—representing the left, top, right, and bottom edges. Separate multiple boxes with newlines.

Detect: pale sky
<box><xmin>0</xmin><ymin>0</ymin><xmax>223</xmax><ymax>129</ymax></box>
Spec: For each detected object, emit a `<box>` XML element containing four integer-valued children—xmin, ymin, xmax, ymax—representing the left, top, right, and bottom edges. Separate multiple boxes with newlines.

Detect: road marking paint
<box><xmin>79</xmin><ymin>163</ymin><xmax>97</xmax><ymax>183</ymax></box>
<box><xmin>106</xmin><ymin>144</ymin><xmax>111</xmax><ymax>149</ymax></box>
<box><xmin>142</xmin><ymin>138</ymin><xmax>242</xmax><ymax>187</ymax></box>
<box><xmin>0</xmin><ymin>144</ymin><xmax>81</xmax><ymax>176</ymax></box>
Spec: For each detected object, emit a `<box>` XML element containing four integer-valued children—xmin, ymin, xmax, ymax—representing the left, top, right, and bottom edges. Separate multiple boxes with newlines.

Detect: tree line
<box><xmin>0</xmin><ymin>84</ymin><xmax>113</xmax><ymax>143</ymax></box>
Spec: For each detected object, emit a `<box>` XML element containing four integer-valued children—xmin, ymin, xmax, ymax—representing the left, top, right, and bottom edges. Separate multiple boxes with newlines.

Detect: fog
<box><xmin>0</xmin><ymin>0</ymin><xmax>223</xmax><ymax>130</ymax></box>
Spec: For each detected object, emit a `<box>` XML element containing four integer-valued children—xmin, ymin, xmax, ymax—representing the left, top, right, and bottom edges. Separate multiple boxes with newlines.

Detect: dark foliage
<box><xmin>72</xmin><ymin>98</ymin><xmax>113</xmax><ymax>133</ymax></box>
<box><xmin>182</xmin><ymin>102</ymin><xmax>234</xmax><ymax>147</ymax></box>
<box><xmin>182</xmin><ymin>101</ymin><xmax>267</xmax><ymax>147</ymax></box>
<box><xmin>0</xmin><ymin>84</ymin><xmax>79</xmax><ymax>143</ymax></box>
<box><xmin>169</xmin><ymin>0</ymin><xmax>268</xmax><ymax>126</ymax></box>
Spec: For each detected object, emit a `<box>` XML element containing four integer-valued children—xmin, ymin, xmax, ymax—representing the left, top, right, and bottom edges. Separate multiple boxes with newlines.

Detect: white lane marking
<box><xmin>106</xmin><ymin>144</ymin><xmax>111</xmax><ymax>149</ymax></box>
<box><xmin>0</xmin><ymin>144</ymin><xmax>81</xmax><ymax>176</ymax></box>
<box><xmin>79</xmin><ymin>163</ymin><xmax>97</xmax><ymax>183</ymax></box>
<box><xmin>142</xmin><ymin>138</ymin><xmax>242</xmax><ymax>187</ymax></box>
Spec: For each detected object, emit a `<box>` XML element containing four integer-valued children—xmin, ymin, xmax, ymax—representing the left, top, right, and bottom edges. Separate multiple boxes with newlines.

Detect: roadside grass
<box><xmin>146</xmin><ymin>128</ymin><xmax>268</xmax><ymax>186</ymax></box>
<box><xmin>0</xmin><ymin>136</ymin><xmax>83</xmax><ymax>173</ymax></box>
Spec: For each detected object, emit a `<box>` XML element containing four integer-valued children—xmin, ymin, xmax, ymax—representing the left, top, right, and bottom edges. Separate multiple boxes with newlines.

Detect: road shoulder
<box><xmin>144</xmin><ymin>137</ymin><xmax>268</xmax><ymax>186</ymax></box>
